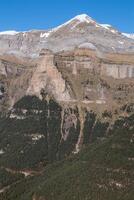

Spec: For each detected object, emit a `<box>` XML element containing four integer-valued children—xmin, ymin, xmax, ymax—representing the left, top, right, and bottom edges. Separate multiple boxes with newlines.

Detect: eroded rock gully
<box><xmin>0</xmin><ymin>48</ymin><xmax>134</xmax><ymax>160</ymax></box>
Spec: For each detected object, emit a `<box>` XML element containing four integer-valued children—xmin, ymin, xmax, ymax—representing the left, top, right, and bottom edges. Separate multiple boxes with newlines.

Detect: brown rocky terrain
<box><xmin>0</xmin><ymin>15</ymin><xmax>134</xmax><ymax>200</ymax></box>
<box><xmin>1</xmin><ymin>46</ymin><xmax>133</xmax><ymax>111</ymax></box>
<box><xmin>0</xmin><ymin>14</ymin><xmax>133</xmax><ymax>113</ymax></box>
<box><xmin>0</xmin><ymin>45</ymin><xmax>133</xmax><ymax>154</ymax></box>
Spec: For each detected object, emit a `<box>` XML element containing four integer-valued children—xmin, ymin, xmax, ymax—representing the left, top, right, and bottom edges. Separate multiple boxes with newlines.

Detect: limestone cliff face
<box><xmin>27</xmin><ymin>50</ymin><xmax>71</xmax><ymax>101</ymax></box>
<box><xmin>0</xmin><ymin>47</ymin><xmax>134</xmax><ymax>113</ymax></box>
<box><xmin>0</xmin><ymin>57</ymin><xmax>34</xmax><ymax>111</ymax></box>
<box><xmin>0</xmin><ymin>15</ymin><xmax>134</xmax><ymax>197</ymax></box>
<box><xmin>54</xmin><ymin>48</ymin><xmax>134</xmax><ymax>108</ymax></box>
<box><xmin>55</xmin><ymin>48</ymin><xmax>134</xmax><ymax>79</ymax></box>
<box><xmin>101</xmin><ymin>63</ymin><xmax>134</xmax><ymax>79</ymax></box>
<box><xmin>0</xmin><ymin>46</ymin><xmax>134</xmax><ymax>173</ymax></box>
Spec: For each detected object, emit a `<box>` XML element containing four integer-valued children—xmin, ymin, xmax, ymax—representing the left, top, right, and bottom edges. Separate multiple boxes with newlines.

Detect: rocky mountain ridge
<box><xmin>0</xmin><ymin>13</ymin><xmax>134</xmax><ymax>194</ymax></box>
<box><xmin>0</xmin><ymin>14</ymin><xmax>134</xmax><ymax>58</ymax></box>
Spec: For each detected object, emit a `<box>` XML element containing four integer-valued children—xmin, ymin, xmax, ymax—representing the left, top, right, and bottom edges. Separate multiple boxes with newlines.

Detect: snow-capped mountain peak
<box><xmin>72</xmin><ymin>14</ymin><xmax>95</xmax><ymax>23</ymax></box>
<box><xmin>52</xmin><ymin>14</ymin><xmax>119</xmax><ymax>34</ymax></box>
<box><xmin>52</xmin><ymin>14</ymin><xmax>96</xmax><ymax>32</ymax></box>
<box><xmin>0</xmin><ymin>14</ymin><xmax>133</xmax><ymax>56</ymax></box>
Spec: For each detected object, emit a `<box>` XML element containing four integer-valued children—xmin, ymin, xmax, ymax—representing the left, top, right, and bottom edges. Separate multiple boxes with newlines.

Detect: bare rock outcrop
<box><xmin>0</xmin><ymin>47</ymin><xmax>134</xmax><ymax>111</ymax></box>
<box><xmin>27</xmin><ymin>49</ymin><xmax>71</xmax><ymax>101</ymax></box>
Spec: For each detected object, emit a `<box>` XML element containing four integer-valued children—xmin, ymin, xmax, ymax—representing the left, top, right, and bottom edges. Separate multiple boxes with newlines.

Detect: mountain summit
<box><xmin>59</xmin><ymin>14</ymin><xmax>96</xmax><ymax>25</ymax></box>
<box><xmin>0</xmin><ymin>14</ymin><xmax>134</xmax><ymax>57</ymax></box>
<box><xmin>0</xmin><ymin>13</ymin><xmax>134</xmax><ymax>200</ymax></box>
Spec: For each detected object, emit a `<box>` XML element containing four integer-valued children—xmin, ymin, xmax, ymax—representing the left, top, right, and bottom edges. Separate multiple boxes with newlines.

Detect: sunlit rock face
<box><xmin>0</xmin><ymin>47</ymin><xmax>134</xmax><ymax>113</ymax></box>
<box><xmin>101</xmin><ymin>64</ymin><xmax>134</xmax><ymax>79</ymax></box>
<box><xmin>54</xmin><ymin>48</ymin><xmax>134</xmax><ymax>107</ymax></box>
<box><xmin>0</xmin><ymin>14</ymin><xmax>134</xmax><ymax>58</ymax></box>
<box><xmin>27</xmin><ymin>50</ymin><xmax>71</xmax><ymax>101</ymax></box>
<box><xmin>0</xmin><ymin>13</ymin><xmax>133</xmax><ymax>111</ymax></box>
<box><xmin>0</xmin><ymin>15</ymin><xmax>134</xmax><ymax>200</ymax></box>
<box><xmin>0</xmin><ymin>14</ymin><xmax>134</xmax><ymax>171</ymax></box>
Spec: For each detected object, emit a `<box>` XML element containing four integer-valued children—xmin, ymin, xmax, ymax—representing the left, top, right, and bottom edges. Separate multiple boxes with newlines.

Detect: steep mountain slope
<box><xmin>0</xmin><ymin>14</ymin><xmax>134</xmax><ymax>200</ymax></box>
<box><xmin>0</xmin><ymin>14</ymin><xmax>134</xmax><ymax>58</ymax></box>
<box><xmin>0</xmin><ymin>114</ymin><xmax>133</xmax><ymax>200</ymax></box>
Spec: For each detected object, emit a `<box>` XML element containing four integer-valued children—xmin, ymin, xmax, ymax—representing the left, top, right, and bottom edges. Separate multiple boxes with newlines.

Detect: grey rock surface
<box><xmin>0</xmin><ymin>14</ymin><xmax>133</xmax><ymax>58</ymax></box>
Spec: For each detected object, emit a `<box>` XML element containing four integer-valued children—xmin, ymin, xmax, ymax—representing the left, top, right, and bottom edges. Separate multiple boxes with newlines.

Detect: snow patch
<box><xmin>100</xmin><ymin>24</ymin><xmax>118</xmax><ymax>34</ymax></box>
<box><xmin>100</xmin><ymin>24</ymin><xmax>111</xmax><ymax>30</ymax></box>
<box><xmin>0</xmin><ymin>31</ymin><xmax>19</xmax><ymax>35</ymax></box>
<box><xmin>40</xmin><ymin>32</ymin><xmax>50</xmax><ymax>38</ymax></box>
<box><xmin>122</xmin><ymin>33</ymin><xmax>134</xmax><ymax>40</ymax></box>
<box><xmin>74</xmin><ymin>14</ymin><xmax>95</xmax><ymax>23</ymax></box>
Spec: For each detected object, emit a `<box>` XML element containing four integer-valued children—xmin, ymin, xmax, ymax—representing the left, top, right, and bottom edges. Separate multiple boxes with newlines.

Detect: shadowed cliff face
<box><xmin>0</xmin><ymin>95</ymin><xmax>80</xmax><ymax>169</ymax></box>
<box><xmin>0</xmin><ymin>47</ymin><xmax>134</xmax><ymax>112</ymax></box>
<box><xmin>0</xmin><ymin>18</ymin><xmax>134</xmax><ymax>176</ymax></box>
<box><xmin>0</xmin><ymin>109</ymin><xmax>134</xmax><ymax>200</ymax></box>
<box><xmin>0</xmin><ymin>58</ymin><xmax>34</xmax><ymax>111</ymax></box>
<box><xmin>54</xmin><ymin>48</ymin><xmax>134</xmax><ymax>108</ymax></box>
<box><xmin>0</xmin><ymin>93</ymin><xmax>133</xmax><ymax>172</ymax></box>
<box><xmin>0</xmin><ymin>14</ymin><xmax>134</xmax><ymax>200</ymax></box>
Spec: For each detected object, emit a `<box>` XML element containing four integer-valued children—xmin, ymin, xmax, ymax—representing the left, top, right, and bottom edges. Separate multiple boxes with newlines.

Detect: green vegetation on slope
<box><xmin>0</xmin><ymin>96</ymin><xmax>80</xmax><ymax>170</ymax></box>
<box><xmin>0</xmin><ymin>114</ymin><xmax>133</xmax><ymax>200</ymax></box>
<box><xmin>0</xmin><ymin>168</ymin><xmax>24</xmax><ymax>190</ymax></box>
